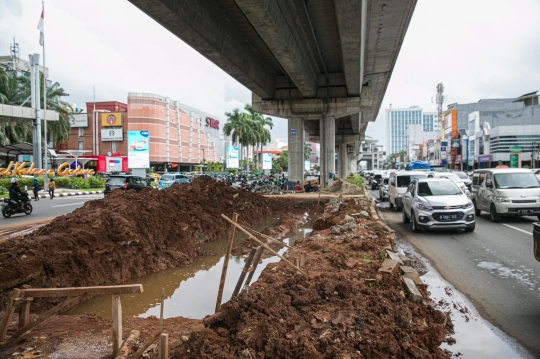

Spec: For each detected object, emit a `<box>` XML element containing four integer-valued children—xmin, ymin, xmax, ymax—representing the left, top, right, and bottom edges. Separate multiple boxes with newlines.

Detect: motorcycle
<box><xmin>1</xmin><ymin>192</ymin><xmax>33</xmax><ymax>218</ymax></box>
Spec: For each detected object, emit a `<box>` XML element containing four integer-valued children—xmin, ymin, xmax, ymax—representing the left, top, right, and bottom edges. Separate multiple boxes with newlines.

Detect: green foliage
<box><xmin>304</xmin><ymin>141</ymin><xmax>312</xmax><ymax>161</ymax></box>
<box><xmin>313</xmin><ymin>165</ymin><xmax>320</xmax><ymax>171</ymax></box>
<box><xmin>347</xmin><ymin>174</ymin><xmax>364</xmax><ymax>188</ymax></box>
<box><xmin>0</xmin><ymin>176</ymin><xmax>104</xmax><ymax>190</ymax></box>
<box><xmin>0</xmin><ymin>185</ymin><xmax>6</xmax><ymax>194</ymax></box>
<box><xmin>387</xmin><ymin>150</ymin><xmax>407</xmax><ymax>168</ymax></box>
<box><xmin>271</xmin><ymin>150</ymin><xmax>288</xmax><ymax>174</ymax></box>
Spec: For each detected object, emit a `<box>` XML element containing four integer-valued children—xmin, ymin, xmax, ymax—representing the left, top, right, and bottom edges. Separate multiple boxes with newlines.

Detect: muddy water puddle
<box><xmin>70</xmin><ymin>218</ymin><xmax>313</xmax><ymax>320</ymax></box>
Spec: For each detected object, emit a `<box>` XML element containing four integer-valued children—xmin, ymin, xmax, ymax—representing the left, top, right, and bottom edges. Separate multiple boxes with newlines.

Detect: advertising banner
<box><xmin>226</xmin><ymin>146</ymin><xmax>239</xmax><ymax>168</ymax></box>
<box><xmin>304</xmin><ymin>160</ymin><xmax>310</xmax><ymax>171</ymax></box>
<box><xmin>101</xmin><ymin>112</ymin><xmax>123</xmax><ymax>127</ymax></box>
<box><xmin>101</xmin><ymin>128</ymin><xmax>123</xmax><ymax>141</ymax></box>
<box><xmin>477</xmin><ymin>154</ymin><xmax>492</xmax><ymax>163</ymax></box>
<box><xmin>70</xmin><ymin>113</ymin><xmax>88</xmax><ymax>128</ymax></box>
<box><xmin>127</xmin><ymin>130</ymin><xmax>150</xmax><ymax>168</ymax></box>
<box><xmin>262</xmin><ymin>153</ymin><xmax>272</xmax><ymax>170</ymax></box>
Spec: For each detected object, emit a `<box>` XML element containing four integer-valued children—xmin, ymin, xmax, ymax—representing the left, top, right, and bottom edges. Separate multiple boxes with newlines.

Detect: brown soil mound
<box><xmin>0</xmin><ymin>177</ymin><xmax>310</xmax><ymax>312</ymax></box>
<box><xmin>172</xmin><ymin>199</ymin><xmax>451</xmax><ymax>359</ymax></box>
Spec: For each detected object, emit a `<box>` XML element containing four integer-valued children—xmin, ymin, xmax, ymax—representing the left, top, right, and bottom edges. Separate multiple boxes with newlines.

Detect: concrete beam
<box><xmin>334</xmin><ymin>0</ymin><xmax>363</xmax><ymax>96</ymax></box>
<box><xmin>235</xmin><ymin>0</ymin><xmax>319</xmax><ymax>98</ymax></box>
<box><xmin>310</xmin><ymin>134</ymin><xmax>361</xmax><ymax>143</ymax></box>
<box><xmin>128</xmin><ymin>0</ymin><xmax>276</xmax><ymax>99</ymax></box>
<box><xmin>252</xmin><ymin>93</ymin><xmax>372</xmax><ymax>119</ymax></box>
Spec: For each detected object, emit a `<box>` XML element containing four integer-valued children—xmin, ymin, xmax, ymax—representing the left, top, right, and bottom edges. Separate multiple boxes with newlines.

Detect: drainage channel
<box><xmin>69</xmin><ymin>218</ymin><xmax>314</xmax><ymax>320</ymax></box>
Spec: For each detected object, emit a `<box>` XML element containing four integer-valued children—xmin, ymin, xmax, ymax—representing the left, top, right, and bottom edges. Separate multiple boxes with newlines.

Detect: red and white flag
<box><xmin>38</xmin><ymin>8</ymin><xmax>44</xmax><ymax>46</ymax></box>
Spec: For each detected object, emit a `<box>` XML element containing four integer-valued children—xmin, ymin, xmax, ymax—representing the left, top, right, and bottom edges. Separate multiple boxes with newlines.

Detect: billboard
<box><xmin>127</xmin><ymin>130</ymin><xmax>150</xmax><ymax>168</ymax></box>
<box><xmin>70</xmin><ymin>113</ymin><xmax>88</xmax><ymax>128</ymax></box>
<box><xmin>101</xmin><ymin>112</ymin><xmax>123</xmax><ymax>127</ymax></box>
<box><xmin>304</xmin><ymin>160</ymin><xmax>310</xmax><ymax>171</ymax></box>
<box><xmin>226</xmin><ymin>146</ymin><xmax>239</xmax><ymax>168</ymax></box>
<box><xmin>101</xmin><ymin>128</ymin><xmax>123</xmax><ymax>141</ymax></box>
<box><xmin>262</xmin><ymin>153</ymin><xmax>272</xmax><ymax>170</ymax></box>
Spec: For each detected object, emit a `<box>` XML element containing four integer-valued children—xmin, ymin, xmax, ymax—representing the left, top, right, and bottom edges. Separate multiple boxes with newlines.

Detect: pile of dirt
<box><xmin>252</xmin><ymin>184</ymin><xmax>283</xmax><ymax>195</ymax></box>
<box><xmin>172</xmin><ymin>198</ymin><xmax>452</xmax><ymax>359</ymax></box>
<box><xmin>328</xmin><ymin>179</ymin><xmax>364</xmax><ymax>195</ymax></box>
<box><xmin>0</xmin><ymin>177</ymin><xmax>311</xmax><ymax>312</ymax></box>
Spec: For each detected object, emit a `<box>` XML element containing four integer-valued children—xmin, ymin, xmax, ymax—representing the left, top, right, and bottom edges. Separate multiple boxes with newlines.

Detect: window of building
<box><xmin>78</xmin><ymin>127</ymin><xmax>84</xmax><ymax>137</ymax></box>
<box><xmin>78</xmin><ymin>141</ymin><xmax>84</xmax><ymax>150</ymax></box>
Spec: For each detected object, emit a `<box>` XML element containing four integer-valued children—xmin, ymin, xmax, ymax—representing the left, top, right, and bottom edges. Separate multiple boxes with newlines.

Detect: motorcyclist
<box><xmin>8</xmin><ymin>178</ymin><xmax>28</xmax><ymax>210</ymax></box>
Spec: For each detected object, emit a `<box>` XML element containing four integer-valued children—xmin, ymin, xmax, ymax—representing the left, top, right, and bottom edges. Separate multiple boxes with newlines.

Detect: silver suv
<box><xmin>402</xmin><ymin>178</ymin><xmax>475</xmax><ymax>233</ymax></box>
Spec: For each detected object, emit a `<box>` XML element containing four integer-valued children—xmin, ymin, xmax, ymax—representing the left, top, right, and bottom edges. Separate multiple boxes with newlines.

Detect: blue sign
<box><xmin>441</xmin><ymin>142</ymin><xmax>448</xmax><ymax>147</ymax></box>
<box><xmin>291</xmin><ymin>129</ymin><xmax>296</xmax><ymax>137</ymax></box>
<box><xmin>441</xmin><ymin>159</ymin><xmax>447</xmax><ymax>165</ymax></box>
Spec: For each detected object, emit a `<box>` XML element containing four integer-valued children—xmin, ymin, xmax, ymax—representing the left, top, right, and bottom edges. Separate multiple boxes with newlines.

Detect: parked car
<box><xmin>158</xmin><ymin>173</ymin><xmax>191</xmax><ymax>189</ymax></box>
<box><xmin>378</xmin><ymin>176</ymin><xmax>390</xmax><ymax>201</ymax></box>
<box><xmin>471</xmin><ymin>168</ymin><xmax>540</xmax><ymax>222</ymax></box>
<box><xmin>534</xmin><ymin>222</ymin><xmax>540</xmax><ymax>262</ymax></box>
<box><xmin>388</xmin><ymin>171</ymin><xmax>428</xmax><ymax>211</ymax></box>
<box><xmin>451</xmin><ymin>171</ymin><xmax>472</xmax><ymax>190</ymax></box>
<box><xmin>427</xmin><ymin>172</ymin><xmax>472</xmax><ymax>200</ymax></box>
<box><xmin>532</xmin><ymin>169</ymin><xmax>540</xmax><ymax>183</ymax></box>
<box><xmin>371</xmin><ymin>173</ymin><xmax>383</xmax><ymax>190</ymax></box>
<box><xmin>402</xmin><ymin>177</ymin><xmax>475</xmax><ymax>232</ymax></box>
<box><xmin>104</xmin><ymin>175</ymin><xmax>153</xmax><ymax>196</ymax></box>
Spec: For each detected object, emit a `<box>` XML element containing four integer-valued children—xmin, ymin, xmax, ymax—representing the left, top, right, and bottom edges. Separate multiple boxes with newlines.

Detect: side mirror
<box><xmin>390</xmin><ymin>181</ymin><xmax>396</xmax><ymax>187</ymax></box>
<box><xmin>485</xmin><ymin>180</ymin><xmax>492</xmax><ymax>188</ymax></box>
<box><xmin>465</xmin><ymin>189</ymin><xmax>471</xmax><ymax>195</ymax></box>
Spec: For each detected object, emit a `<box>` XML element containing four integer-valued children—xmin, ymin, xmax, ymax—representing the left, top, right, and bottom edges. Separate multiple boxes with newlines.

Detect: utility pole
<box><xmin>433</xmin><ymin>83</ymin><xmax>446</xmax><ymax>166</ymax></box>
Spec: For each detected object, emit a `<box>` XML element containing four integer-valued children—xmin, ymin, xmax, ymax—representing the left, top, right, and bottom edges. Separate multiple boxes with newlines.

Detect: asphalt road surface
<box><xmin>371</xmin><ymin>189</ymin><xmax>540</xmax><ymax>357</ymax></box>
<box><xmin>0</xmin><ymin>194</ymin><xmax>104</xmax><ymax>229</ymax></box>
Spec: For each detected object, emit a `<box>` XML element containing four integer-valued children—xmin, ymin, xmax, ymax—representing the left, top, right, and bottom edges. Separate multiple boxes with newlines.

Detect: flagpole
<box><xmin>42</xmin><ymin>0</ymin><xmax>48</xmax><ymax>188</ymax></box>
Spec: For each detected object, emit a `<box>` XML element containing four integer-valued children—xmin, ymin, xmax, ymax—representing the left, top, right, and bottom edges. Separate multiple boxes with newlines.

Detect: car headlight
<box><xmin>495</xmin><ymin>196</ymin><xmax>509</xmax><ymax>203</ymax></box>
<box><xmin>397</xmin><ymin>193</ymin><xmax>403</xmax><ymax>197</ymax></box>
<box><xmin>415</xmin><ymin>202</ymin><xmax>433</xmax><ymax>211</ymax></box>
<box><xmin>463</xmin><ymin>201</ymin><xmax>473</xmax><ymax>209</ymax></box>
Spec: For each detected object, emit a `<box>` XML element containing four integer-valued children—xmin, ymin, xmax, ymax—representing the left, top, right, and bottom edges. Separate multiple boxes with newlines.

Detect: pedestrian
<box><xmin>48</xmin><ymin>178</ymin><xmax>56</xmax><ymax>200</ymax></box>
<box><xmin>32</xmin><ymin>176</ymin><xmax>41</xmax><ymax>201</ymax></box>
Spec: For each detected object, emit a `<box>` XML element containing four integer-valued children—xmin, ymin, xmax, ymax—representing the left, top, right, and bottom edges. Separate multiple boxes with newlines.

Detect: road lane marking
<box><xmin>502</xmin><ymin>224</ymin><xmax>532</xmax><ymax>236</ymax></box>
<box><xmin>51</xmin><ymin>202</ymin><xmax>85</xmax><ymax>208</ymax></box>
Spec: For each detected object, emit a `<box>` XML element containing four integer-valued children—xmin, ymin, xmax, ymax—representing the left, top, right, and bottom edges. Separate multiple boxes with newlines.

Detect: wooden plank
<box><xmin>12</xmin><ymin>297</ymin><xmax>79</xmax><ymax>338</ymax></box>
<box><xmin>112</xmin><ymin>295</ymin><xmax>122</xmax><ymax>357</ymax></box>
<box><xmin>21</xmin><ymin>284</ymin><xmax>143</xmax><ymax>298</ymax></box>
<box><xmin>115</xmin><ymin>329</ymin><xmax>140</xmax><ymax>359</ymax></box>
<box><xmin>131</xmin><ymin>332</ymin><xmax>160</xmax><ymax>359</ymax></box>
<box><xmin>0</xmin><ymin>289</ymin><xmax>21</xmax><ymax>343</ymax></box>
<box><xmin>19</xmin><ymin>300</ymin><xmax>31</xmax><ymax>329</ymax></box>
<box><xmin>244</xmin><ymin>246</ymin><xmax>264</xmax><ymax>287</ymax></box>
<box><xmin>159</xmin><ymin>333</ymin><xmax>169</xmax><ymax>359</ymax></box>
<box><xmin>215</xmin><ymin>212</ymin><xmax>239</xmax><ymax>312</ymax></box>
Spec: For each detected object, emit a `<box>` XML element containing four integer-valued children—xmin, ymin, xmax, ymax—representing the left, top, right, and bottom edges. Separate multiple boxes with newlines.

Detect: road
<box><xmin>371</xmin><ymin>189</ymin><xmax>540</xmax><ymax>357</ymax></box>
<box><xmin>0</xmin><ymin>194</ymin><xmax>104</xmax><ymax>229</ymax></box>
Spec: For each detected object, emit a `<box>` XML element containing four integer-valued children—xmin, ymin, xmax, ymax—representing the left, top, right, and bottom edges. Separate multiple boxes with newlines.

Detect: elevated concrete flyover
<box><xmin>128</xmin><ymin>0</ymin><xmax>417</xmax><ymax>186</ymax></box>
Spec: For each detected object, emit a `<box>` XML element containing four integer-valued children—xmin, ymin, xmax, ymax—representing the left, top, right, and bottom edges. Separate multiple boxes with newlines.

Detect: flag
<box><xmin>38</xmin><ymin>8</ymin><xmax>44</xmax><ymax>46</ymax></box>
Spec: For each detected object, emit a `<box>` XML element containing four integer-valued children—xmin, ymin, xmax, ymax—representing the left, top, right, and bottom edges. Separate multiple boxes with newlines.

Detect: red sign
<box><xmin>206</xmin><ymin>117</ymin><xmax>219</xmax><ymax>129</ymax></box>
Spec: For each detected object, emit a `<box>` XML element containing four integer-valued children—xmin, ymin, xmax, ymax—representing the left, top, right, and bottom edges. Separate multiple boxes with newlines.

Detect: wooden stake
<box><xmin>244</xmin><ymin>246</ymin><xmax>264</xmax><ymax>287</ymax></box>
<box><xmin>295</xmin><ymin>258</ymin><xmax>300</xmax><ymax>275</ymax></box>
<box><xmin>159</xmin><ymin>333</ymin><xmax>169</xmax><ymax>359</ymax></box>
<box><xmin>112</xmin><ymin>295</ymin><xmax>123</xmax><ymax>357</ymax></box>
<box><xmin>115</xmin><ymin>329</ymin><xmax>140</xmax><ymax>359</ymax></box>
<box><xmin>300</xmin><ymin>251</ymin><xmax>306</xmax><ymax>267</ymax></box>
<box><xmin>158</xmin><ymin>288</ymin><xmax>164</xmax><ymax>359</ymax></box>
<box><xmin>216</xmin><ymin>212</ymin><xmax>239</xmax><ymax>312</ymax></box>
<box><xmin>18</xmin><ymin>298</ymin><xmax>32</xmax><ymax>329</ymax></box>
<box><xmin>131</xmin><ymin>332</ymin><xmax>160</xmax><ymax>359</ymax></box>
<box><xmin>221</xmin><ymin>214</ymin><xmax>307</xmax><ymax>275</ymax></box>
<box><xmin>0</xmin><ymin>289</ymin><xmax>21</xmax><ymax>343</ymax></box>
<box><xmin>12</xmin><ymin>297</ymin><xmax>79</xmax><ymax>338</ymax></box>
<box><xmin>315</xmin><ymin>188</ymin><xmax>322</xmax><ymax>214</ymax></box>
<box><xmin>239</xmin><ymin>225</ymin><xmax>315</xmax><ymax>259</ymax></box>
<box><xmin>232</xmin><ymin>247</ymin><xmax>256</xmax><ymax>297</ymax></box>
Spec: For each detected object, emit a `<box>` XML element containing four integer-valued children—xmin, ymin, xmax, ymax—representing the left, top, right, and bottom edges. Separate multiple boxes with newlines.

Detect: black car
<box><xmin>104</xmin><ymin>175</ymin><xmax>153</xmax><ymax>197</ymax></box>
<box><xmin>371</xmin><ymin>174</ymin><xmax>383</xmax><ymax>190</ymax></box>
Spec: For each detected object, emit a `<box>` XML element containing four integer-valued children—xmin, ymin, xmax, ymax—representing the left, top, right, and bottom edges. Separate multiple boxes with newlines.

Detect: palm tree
<box><xmin>244</xmin><ymin>104</ymin><xmax>273</xmax><ymax>170</ymax></box>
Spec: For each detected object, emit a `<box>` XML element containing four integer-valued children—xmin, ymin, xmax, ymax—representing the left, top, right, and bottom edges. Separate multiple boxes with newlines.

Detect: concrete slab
<box><xmin>402</xmin><ymin>272</ymin><xmax>423</xmax><ymax>287</ymax></box>
<box><xmin>402</xmin><ymin>277</ymin><xmax>423</xmax><ymax>303</ymax></box>
<box><xmin>397</xmin><ymin>253</ymin><xmax>412</xmax><ymax>266</ymax></box>
<box><xmin>378</xmin><ymin>259</ymin><xmax>399</xmax><ymax>275</ymax></box>
<box><xmin>385</xmin><ymin>250</ymin><xmax>404</xmax><ymax>265</ymax></box>
<box><xmin>400</xmin><ymin>266</ymin><xmax>415</xmax><ymax>274</ymax></box>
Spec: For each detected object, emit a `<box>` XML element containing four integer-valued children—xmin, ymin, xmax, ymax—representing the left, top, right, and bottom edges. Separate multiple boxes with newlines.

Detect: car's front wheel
<box><xmin>412</xmin><ymin>213</ymin><xmax>422</xmax><ymax>233</ymax></box>
<box><xmin>402</xmin><ymin>208</ymin><xmax>410</xmax><ymax>223</ymax></box>
<box><xmin>490</xmin><ymin>204</ymin><xmax>500</xmax><ymax>223</ymax></box>
<box><xmin>474</xmin><ymin>201</ymin><xmax>481</xmax><ymax>216</ymax></box>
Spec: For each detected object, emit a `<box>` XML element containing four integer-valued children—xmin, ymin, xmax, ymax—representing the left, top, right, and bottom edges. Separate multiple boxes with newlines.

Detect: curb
<box><xmin>33</xmin><ymin>190</ymin><xmax>103</xmax><ymax>199</ymax></box>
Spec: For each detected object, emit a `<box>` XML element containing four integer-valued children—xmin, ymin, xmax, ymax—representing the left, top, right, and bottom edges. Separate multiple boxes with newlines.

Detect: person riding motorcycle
<box><xmin>8</xmin><ymin>178</ymin><xmax>28</xmax><ymax>210</ymax></box>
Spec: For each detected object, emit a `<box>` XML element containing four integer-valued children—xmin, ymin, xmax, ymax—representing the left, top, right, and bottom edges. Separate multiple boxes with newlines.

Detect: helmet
<box><xmin>11</xmin><ymin>177</ymin><xmax>18</xmax><ymax>184</ymax></box>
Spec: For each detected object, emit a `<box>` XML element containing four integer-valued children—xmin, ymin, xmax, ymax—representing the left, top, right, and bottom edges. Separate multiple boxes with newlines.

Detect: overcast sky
<box><xmin>1</xmin><ymin>0</ymin><xmax>540</xmax><ymax>149</ymax></box>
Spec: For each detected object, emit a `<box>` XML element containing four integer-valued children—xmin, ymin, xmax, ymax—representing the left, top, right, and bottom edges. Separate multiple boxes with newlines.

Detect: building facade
<box><xmin>385</xmin><ymin>106</ymin><xmax>438</xmax><ymax>155</ymax></box>
<box><xmin>62</xmin><ymin>93</ymin><xmax>225</xmax><ymax>172</ymax></box>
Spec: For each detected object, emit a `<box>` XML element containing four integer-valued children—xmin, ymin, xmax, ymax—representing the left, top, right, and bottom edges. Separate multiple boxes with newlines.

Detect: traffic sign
<box><xmin>509</xmin><ymin>146</ymin><xmax>523</xmax><ymax>153</ymax></box>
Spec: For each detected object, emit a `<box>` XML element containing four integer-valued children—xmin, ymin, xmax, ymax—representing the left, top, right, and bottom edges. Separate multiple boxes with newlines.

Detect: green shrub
<box><xmin>347</xmin><ymin>174</ymin><xmax>364</xmax><ymax>188</ymax></box>
<box><xmin>0</xmin><ymin>185</ymin><xmax>6</xmax><ymax>194</ymax></box>
<box><xmin>0</xmin><ymin>176</ymin><xmax>104</xmax><ymax>190</ymax></box>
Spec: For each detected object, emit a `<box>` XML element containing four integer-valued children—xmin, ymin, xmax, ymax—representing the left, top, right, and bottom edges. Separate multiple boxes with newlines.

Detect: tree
<box><xmin>387</xmin><ymin>150</ymin><xmax>406</xmax><ymax>168</ymax></box>
<box><xmin>304</xmin><ymin>141</ymin><xmax>312</xmax><ymax>161</ymax></box>
<box><xmin>272</xmin><ymin>150</ymin><xmax>288</xmax><ymax>174</ymax></box>
<box><xmin>244</xmin><ymin>104</ymin><xmax>273</xmax><ymax>170</ymax></box>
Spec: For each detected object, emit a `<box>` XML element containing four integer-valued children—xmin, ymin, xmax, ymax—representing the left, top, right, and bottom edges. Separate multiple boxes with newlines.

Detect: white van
<box><xmin>388</xmin><ymin>171</ymin><xmax>428</xmax><ymax>211</ymax></box>
<box><xmin>471</xmin><ymin>168</ymin><xmax>540</xmax><ymax>222</ymax></box>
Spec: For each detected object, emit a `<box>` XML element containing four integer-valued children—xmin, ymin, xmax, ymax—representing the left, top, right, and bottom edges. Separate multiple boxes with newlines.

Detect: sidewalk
<box><xmin>33</xmin><ymin>188</ymin><xmax>104</xmax><ymax>199</ymax></box>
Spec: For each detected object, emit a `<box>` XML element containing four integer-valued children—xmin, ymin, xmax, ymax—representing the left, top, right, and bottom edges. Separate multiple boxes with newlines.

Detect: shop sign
<box><xmin>263</xmin><ymin>153</ymin><xmax>272</xmax><ymax>170</ymax></box>
<box><xmin>304</xmin><ymin>160</ymin><xmax>310</xmax><ymax>171</ymax></box>
<box><xmin>205</xmin><ymin>117</ymin><xmax>220</xmax><ymax>129</ymax></box>
<box><xmin>127</xmin><ymin>130</ymin><xmax>150</xmax><ymax>168</ymax></box>
<box><xmin>477</xmin><ymin>154</ymin><xmax>492</xmax><ymax>163</ymax></box>
<box><xmin>101</xmin><ymin>112</ymin><xmax>123</xmax><ymax>127</ymax></box>
<box><xmin>226</xmin><ymin>146</ymin><xmax>239</xmax><ymax>168</ymax></box>
<box><xmin>0</xmin><ymin>161</ymin><xmax>94</xmax><ymax>178</ymax></box>
<box><xmin>509</xmin><ymin>145</ymin><xmax>523</xmax><ymax>153</ymax></box>
<box><xmin>101</xmin><ymin>128</ymin><xmax>123</xmax><ymax>141</ymax></box>
<box><xmin>451</xmin><ymin>139</ymin><xmax>461</xmax><ymax>148</ymax></box>
<box><xmin>70</xmin><ymin>113</ymin><xmax>88</xmax><ymax>128</ymax></box>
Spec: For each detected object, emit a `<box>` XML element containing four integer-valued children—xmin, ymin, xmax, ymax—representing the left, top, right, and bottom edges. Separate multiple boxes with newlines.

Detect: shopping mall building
<box><xmin>60</xmin><ymin>93</ymin><xmax>226</xmax><ymax>172</ymax></box>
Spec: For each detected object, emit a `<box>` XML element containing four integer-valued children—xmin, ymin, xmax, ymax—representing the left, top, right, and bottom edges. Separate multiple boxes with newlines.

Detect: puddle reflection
<box><xmin>70</xmin><ymin>220</ymin><xmax>313</xmax><ymax>320</ymax></box>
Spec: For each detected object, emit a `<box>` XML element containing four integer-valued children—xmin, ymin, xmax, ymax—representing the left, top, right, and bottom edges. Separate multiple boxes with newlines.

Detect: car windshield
<box><xmin>161</xmin><ymin>175</ymin><xmax>174</xmax><ymax>181</ymax></box>
<box><xmin>374</xmin><ymin>174</ymin><xmax>382</xmax><ymax>180</ymax></box>
<box><xmin>175</xmin><ymin>175</ymin><xmax>188</xmax><ymax>179</ymax></box>
<box><xmin>383</xmin><ymin>178</ymin><xmax>389</xmax><ymax>184</ymax></box>
<box><xmin>397</xmin><ymin>174</ymin><xmax>427</xmax><ymax>187</ymax></box>
<box><xmin>417</xmin><ymin>181</ymin><xmax>462</xmax><ymax>196</ymax></box>
<box><xmin>494</xmin><ymin>173</ymin><xmax>540</xmax><ymax>189</ymax></box>
<box><xmin>453</xmin><ymin>172</ymin><xmax>469</xmax><ymax>179</ymax></box>
<box><xmin>437</xmin><ymin>174</ymin><xmax>462</xmax><ymax>183</ymax></box>
<box><xmin>107</xmin><ymin>177</ymin><xmax>126</xmax><ymax>185</ymax></box>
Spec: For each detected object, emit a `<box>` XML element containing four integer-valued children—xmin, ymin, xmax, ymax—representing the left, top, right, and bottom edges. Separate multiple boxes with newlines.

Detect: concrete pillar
<box><xmin>287</xmin><ymin>118</ymin><xmax>304</xmax><ymax>185</ymax></box>
<box><xmin>165</xmin><ymin>97</ymin><xmax>170</xmax><ymax>164</ymax></box>
<box><xmin>320</xmin><ymin>116</ymin><xmax>335</xmax><ymax>188</ymax></box>
<box><xmin>339</xmin><ymin>144</ymin><xmax>347</xmax><ymax>180</ymax></box>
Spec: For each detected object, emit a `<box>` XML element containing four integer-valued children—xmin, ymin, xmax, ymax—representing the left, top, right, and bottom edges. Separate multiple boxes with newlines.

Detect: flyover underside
<box><xmin>128</xmin><ymin>0</ymin><xmax>416</xmax><ymax>184</ymax></box>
